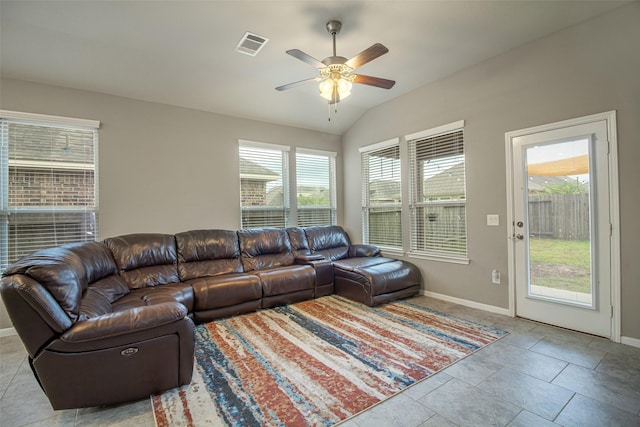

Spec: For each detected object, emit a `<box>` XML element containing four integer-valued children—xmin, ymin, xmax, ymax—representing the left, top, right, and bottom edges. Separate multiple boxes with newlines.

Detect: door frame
<box><xmin>505</xmin><ymin>111</ymin><xmax>620</xmax><ymax>342</ymax></box>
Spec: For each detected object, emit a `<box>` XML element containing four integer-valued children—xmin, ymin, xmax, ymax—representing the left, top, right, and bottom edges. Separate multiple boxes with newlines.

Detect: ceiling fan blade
<box><xmin>345</xmin><ymin>43</ymin><xmax>389</xmax><ymax>70</ymax></box>
<box><xmin>286</xmin><ymin>49</ymin><xmax>325</xmax><ymax>69</ymax></box>
<box><xmin>352</xmin><ymin>74</ymin><xmax>396</xmax><ymax>89</ymax></box>
<box><xmin>275</xmin><ymin>77</ymin><xmax>320</xmax><ymax>91</ymax></box>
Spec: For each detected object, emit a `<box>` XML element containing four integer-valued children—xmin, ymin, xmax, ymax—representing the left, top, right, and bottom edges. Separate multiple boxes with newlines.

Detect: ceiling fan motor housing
<box><xmin>321</xmin><ymin>56</ymin><xmax>348</xmax><ymax>66</ymax></box>
<box><xmin>326</xmin><ymin>20</ymin><xmax>342</xmax><ymax>35</ymax></box>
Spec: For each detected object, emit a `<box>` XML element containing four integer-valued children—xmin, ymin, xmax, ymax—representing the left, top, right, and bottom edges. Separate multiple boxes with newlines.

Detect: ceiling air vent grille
<box><xmin>236</xmin><ymin>32</ymin><xmax>269</xmax><ymax>56</ymax></box>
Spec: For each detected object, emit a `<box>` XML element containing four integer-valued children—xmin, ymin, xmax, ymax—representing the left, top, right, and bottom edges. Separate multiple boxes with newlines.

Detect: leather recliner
<box><xmin>0</xmin><ymin>241</ymin><xmax>194</xmax><ymax>410</ymax></box>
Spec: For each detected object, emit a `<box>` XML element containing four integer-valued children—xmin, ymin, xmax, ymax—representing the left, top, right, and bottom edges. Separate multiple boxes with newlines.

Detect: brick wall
<box><xmin>240</xmin><ymin>179</ymin><xmax>267</xmax><ymax>206</ymax></box>
<box><xmin>8</xmin><ymin>167</ymin><xmax>95</xmax><ymax>207</ymax></box>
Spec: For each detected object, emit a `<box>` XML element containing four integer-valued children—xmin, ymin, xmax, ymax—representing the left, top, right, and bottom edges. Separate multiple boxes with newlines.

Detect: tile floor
<box><xmin>1</xmin><ymin>295</ymin><xmax>639</xmax><ymax>426</ymax></box>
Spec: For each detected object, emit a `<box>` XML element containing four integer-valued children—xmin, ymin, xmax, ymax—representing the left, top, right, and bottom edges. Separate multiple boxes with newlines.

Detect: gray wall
<box><xmin>0</xmin><ymin>79</ymin><xmax>342</xmax><ymax>329</ymax></box>
<box><xmin>342</xmin><ymin>3</ymin><xmax>640</xmax><ymax>341</ymax></box>
<box><xmin>1</xmin><ymin>4</ymin><xmax>638</xmax><ymax>341</ymax></box>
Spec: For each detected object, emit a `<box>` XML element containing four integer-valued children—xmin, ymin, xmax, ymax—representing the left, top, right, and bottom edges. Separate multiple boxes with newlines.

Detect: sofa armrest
<box><xmin>349</xmin><ymin>244</ymin><xmax>381</xmax><ymax>258</ymax></box>
<box><xmin>294</xmin><ymin>253</ymin><xmax>326</xmax><ymax>264</ymax></box>
<box><xmin>61</xmin><ymin>302</ymin><xmax>187</xmax><ymax>343</ymax></box>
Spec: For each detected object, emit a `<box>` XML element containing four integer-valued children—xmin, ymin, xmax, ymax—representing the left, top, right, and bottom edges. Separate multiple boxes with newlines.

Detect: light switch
<box><xmin>487</xmin><ymin>214</ymin><xmax>499</xmax><ymax>226</ymax></box>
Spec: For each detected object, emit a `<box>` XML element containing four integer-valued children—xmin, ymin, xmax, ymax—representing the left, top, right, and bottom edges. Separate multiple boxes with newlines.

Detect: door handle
<box><xmin>515</xmin><ymin>234</ymin><xmax>524</xmax><ymax>240</ymax></box>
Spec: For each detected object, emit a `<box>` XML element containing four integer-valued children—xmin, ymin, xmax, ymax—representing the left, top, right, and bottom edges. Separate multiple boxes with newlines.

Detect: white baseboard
<box><xmin>421</xmin><ymin>291</ymin><xmax>640</xmax><ymax>348</ymax></box>
<box><xmin>420</xmin><ymin>290</ymin><xmax>511</xmax><ymax>316</ymax></box>
<box><xmin>0</xmin><ymin>327</ymin><xmax>16</xmax><ymax>337</ymax></box>
<box><xmin>621</xmin><ymin>336</ymin><xmax>640</xmax><ymax>349</ymax></box>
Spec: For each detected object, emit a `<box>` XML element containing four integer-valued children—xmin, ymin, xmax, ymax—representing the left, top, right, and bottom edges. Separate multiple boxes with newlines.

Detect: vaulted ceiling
<box><xmin>0</xmin><ymin>1</ymin><xmax>628</xmax><ymax>135</ymax></box>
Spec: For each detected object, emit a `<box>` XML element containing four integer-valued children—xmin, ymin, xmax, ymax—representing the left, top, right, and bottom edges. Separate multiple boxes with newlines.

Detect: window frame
<box><xmin>406</xmin><ymin>120</ymin><xmax>469</xmax><ymax>263</ymax></box>
<box><xmin>0</xmin><ymin>110</ymin><xmax>100</xmax><ymax>271</ymax></box>
<box><xmin>238</xmin><ymin>140</ymin><xmax>291</xmax><ymax>229</ymax></box>
<box><xmin>295</xmin><ymin>147</ymin><xmax>337</xmax><ymax>227</ymax></box>
<box><xmin>360</xmin><ymin>138</ymin><xmax>403</xmax><ymax>253</ymax></box>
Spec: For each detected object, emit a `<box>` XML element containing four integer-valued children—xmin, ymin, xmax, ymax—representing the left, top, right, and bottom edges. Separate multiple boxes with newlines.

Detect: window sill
<box><xmin>407</xmin><ymin>252</ymin><xmax>470</xmax><ymax>265</ymax></box>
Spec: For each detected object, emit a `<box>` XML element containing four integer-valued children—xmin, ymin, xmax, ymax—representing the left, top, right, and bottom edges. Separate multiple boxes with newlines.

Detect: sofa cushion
<box><xmin>254</xmin><ymin>265</ymin><xmax>315</xmax><ymax>297</ymax></box>
<box><xmin>78</xmin><ymin>275</ymin><xmax>130</xmax><ymax>320</ymax></box>
<box><xmin>188</xmin><ymin>274</ymin><xmax>261</xmax><ymax>310</ymax></box>
<box><xmin>333</xmin><ymin>258</ymin><xmax>421</xmax><ymax>296</ymax></box>
<box><xmin>104</xmin><ymin>234</ymin><xmax>179</xmax><ymax>289</ymax></box>
<box><xmin>304</xmin><ymin>225</ymin><xmax>351</xmax><ymax>261</ymax></box>
<box><xmin>176</xmin><ymin>229</ymin><xmax>243</xmax><ymax>281</ymax></box>
<box><xmin>141</xmin><ymin>283</ymin><xmax>194</xmax><ymax>311</ymax></box>
<box><xmin>331</xmin><ymin>257</ymin><xmax>394</xmax><ymax>272</ymax></box>
<box><xmin>2</xmin><ymin>246</ymin><xmax>84</xmax><ymax>322</ymax></box>
<box><xmin>3</xmin><ymin>242</ymin><xmax>121</xmax><ymax>322</ymax></box>
<box><xmin>238</xmin><ymin>228</ymin><xmax>295</xmax><ymax>272</ymax></box>
<box><xmin>67</xmin><ymin>242</ymin><xmax>119</xmax><ymax>291</ymax></box>
<box><xmin>286</xmin><ymin>227</ymin><xmax>310</xmax><ymax>255</ymax></box>
<box><xmin>111</xmin><ymin>283</ymin><xmax>194</xmax><ymax>312</ymax></box>
<box><xmin>74</xmin><ymin>243</ymin><xmax>130</xmax><ymax>321</ymax></box>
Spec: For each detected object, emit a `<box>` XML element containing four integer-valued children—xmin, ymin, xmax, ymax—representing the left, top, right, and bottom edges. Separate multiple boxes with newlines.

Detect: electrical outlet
<box><xmin>492</xmin><ymin>269</ymin><xmax>501</xmax><ymax>284</ymax></box>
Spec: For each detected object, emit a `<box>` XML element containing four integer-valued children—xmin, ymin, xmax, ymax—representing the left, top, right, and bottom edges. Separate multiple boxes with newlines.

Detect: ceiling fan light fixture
<box><xmin>337</xmin><ymin>78</ymin><xmax>352</xmax><ymax>97</ymax></box>
<box><xmin>319</xmin><ymin>76</ymin><xmax>352</xmax><ymax>101</ymax></box>
<box><xmin>318</xmin><ymin>79</ymin><xmax>334</xmax><ymax>100</ymax></box>
<box><xmin>319</xmin><ymin>64</ymin><xmax>354</xmax><ymax>101</ymax></box>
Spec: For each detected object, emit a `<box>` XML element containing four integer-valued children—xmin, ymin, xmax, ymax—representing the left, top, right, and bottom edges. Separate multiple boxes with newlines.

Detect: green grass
<box><xmin>529</xmin><ymin>238</ymin><xmax>591</xmax><ymax>270</ymax></box>
<box><xmin>529</xmin><ymin>238</ymin><xmax>591</xmax><ymax>294</ymax></box>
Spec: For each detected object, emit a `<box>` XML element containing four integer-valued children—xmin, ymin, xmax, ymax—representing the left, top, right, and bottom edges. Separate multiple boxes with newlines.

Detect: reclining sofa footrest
<box><xmin>333</xmin><ymin>257</ymin><xmax>421</xmax><ymax>307</ymax></box>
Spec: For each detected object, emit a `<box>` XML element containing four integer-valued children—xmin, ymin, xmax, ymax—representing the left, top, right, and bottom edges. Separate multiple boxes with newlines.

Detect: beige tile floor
<box><xmin>1</xmin><ymin>296</ymin><xmax>639</xmax><ymax>426</ymax></box>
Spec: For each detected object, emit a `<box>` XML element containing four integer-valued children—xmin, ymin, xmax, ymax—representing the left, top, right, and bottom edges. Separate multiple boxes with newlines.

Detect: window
<box><xmin>1</xmin><ymin>111</ymin><xmax>100</xmax><ymax>271</ymax></box>
<box><xmin>360</xmin><ymin>139</ymin><xmax>402</xmax><ymax>250</ymax></box>
<box><xmin>407</xmin><ymin>121</ymin><xmax>467</xmax><ymax>259</ymax></box>
<box><xmin>239</xmin><ymin>140</ymin><xmax>290</xmax><ymax>228</ymax></box>
<box><xmin>296</xmin><ymin>149</ymin><xmax>337</xmax><ymax>227</ymax></box>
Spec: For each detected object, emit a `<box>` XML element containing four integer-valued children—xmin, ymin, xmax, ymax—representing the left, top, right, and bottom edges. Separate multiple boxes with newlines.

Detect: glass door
<box><xmin>511</xmin><ymin>119</ymin><xmax>612</xmax><ymax>337</ymax></box>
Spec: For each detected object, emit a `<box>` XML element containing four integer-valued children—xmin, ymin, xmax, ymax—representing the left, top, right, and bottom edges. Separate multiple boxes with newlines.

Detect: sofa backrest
<box><xmin>103</xmin><ymin>234</ymin><xmax>179</xmax><ymax>289</ymax></box>
<box><xmin>286</xmin><ymin>227</ymin><xmax>311</xmax><ymax>257</ymax></box>
<box><xmin>68</xmin><ymin>242</ymin><xmax>130</xmax><ymax>321</ymax></box>
<box><xmin>238</xmin><ymin>228</ymin><xmax>294</xmax><ymax>272</ymax></box>
<box><xmin>175</xmin><ymin>229</ymin><xmax>243</xmax><ymax>281</ymax></box>
<box><xmin>2</xmin><ymin>241</ymin><xmax>123</xmax><ymax>322</ymax></box>
<box><xmin>304</xmin><ymin>225</ymin><xmax>351</xmax><ymax>261</ymax></box>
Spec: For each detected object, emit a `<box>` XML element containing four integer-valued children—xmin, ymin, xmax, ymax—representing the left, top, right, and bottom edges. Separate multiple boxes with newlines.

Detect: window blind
<box><xmin>1</xmin><ymin>115</ymin><xmax>99</xmax><ymax>270</ymax></box>
<box><xmin>360</xmin><ymin>140</ymin><xmax>402</xmax><ymax>249</ymax></box>
<box><xmin>239</xmin><ymin>141</ymin><xmax>290</xmax><ymax>229</ymax></box>
<box><xmin>296</xmin><ymin>149</ymin><xmax>336</xmax><ymax>227</ymax></box>
<box><xmin>408</xmin><ymin>127</ymin><xmax>467</xmax><ymax>257</ymax></box>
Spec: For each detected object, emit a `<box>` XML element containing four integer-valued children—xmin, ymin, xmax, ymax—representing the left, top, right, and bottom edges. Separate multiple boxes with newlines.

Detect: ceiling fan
<box><xmin>275</xmin><ymin>20</ymin><xmax>396</xmax><ymax>105</ymax></box>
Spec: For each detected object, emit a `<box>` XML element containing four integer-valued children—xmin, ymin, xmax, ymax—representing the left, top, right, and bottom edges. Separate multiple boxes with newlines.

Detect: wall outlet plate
<box><xmin>487</xmin><ymin>214</ymin><xmax>500</xmax><ymax>226</ymax></box>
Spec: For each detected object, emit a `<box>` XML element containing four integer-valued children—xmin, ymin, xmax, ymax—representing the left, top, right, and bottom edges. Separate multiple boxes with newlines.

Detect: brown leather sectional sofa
<box><xmin>1</xmin><ymin>225</ymin><xmax>421</xmax><ymax>410</ymax></box>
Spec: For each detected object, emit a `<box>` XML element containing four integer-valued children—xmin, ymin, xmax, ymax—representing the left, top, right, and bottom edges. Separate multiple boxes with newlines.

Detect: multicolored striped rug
<box><xmin>152</xmin><ymin>296</ymin><xmax>507</xmax><ymax>426</ymax></box>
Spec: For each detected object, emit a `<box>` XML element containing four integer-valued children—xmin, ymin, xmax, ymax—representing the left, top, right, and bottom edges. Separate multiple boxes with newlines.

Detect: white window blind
<box><xmin>239</xmin><ymin>141</ymin><xmax>290</xmax><ymax>229</ymax></box>
<box><xmin>1</xmin><ymin>112</ymin><xmax>99</xmax><ymax>271</ymax></box>
<box><xmin>408</xmin><ymin>122</ymin><xmax>467</xmax><ymax>258</ymax></box>
<box><xmin>360</xmin><ymin>139</ymin><xmax>402</xmax><ymax>249</ymax></box>
<box><xmin>296</xmin><ymin>149</ymin><xmax>337</xmax><ymax>227</ymax></box>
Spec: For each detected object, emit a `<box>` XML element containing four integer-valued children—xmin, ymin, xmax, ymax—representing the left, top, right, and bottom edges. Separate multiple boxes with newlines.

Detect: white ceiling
<box><xmin>0</xmin><ymin>1</ymin><xmax>629</xmax><ymax>135</ymax></box>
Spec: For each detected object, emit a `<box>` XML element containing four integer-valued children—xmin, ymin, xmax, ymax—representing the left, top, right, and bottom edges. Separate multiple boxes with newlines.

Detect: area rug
<box><xmin>152</xmin><ymin>296</ymin><xmax>507</xmax><ymax>426</ymax></box>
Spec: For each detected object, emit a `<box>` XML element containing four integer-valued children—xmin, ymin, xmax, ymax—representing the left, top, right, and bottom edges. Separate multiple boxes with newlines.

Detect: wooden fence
<box><xmin>528</xmin><ymin>193</ymin><xmax>590</xmax><ymax>240</ymax></box>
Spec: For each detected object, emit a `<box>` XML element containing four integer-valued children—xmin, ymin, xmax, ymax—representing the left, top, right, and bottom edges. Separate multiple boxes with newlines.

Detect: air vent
<box><xmin>236</xmin><ymin>32</ymin><xmax>269</xmax><ymax>56</ymax></box>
